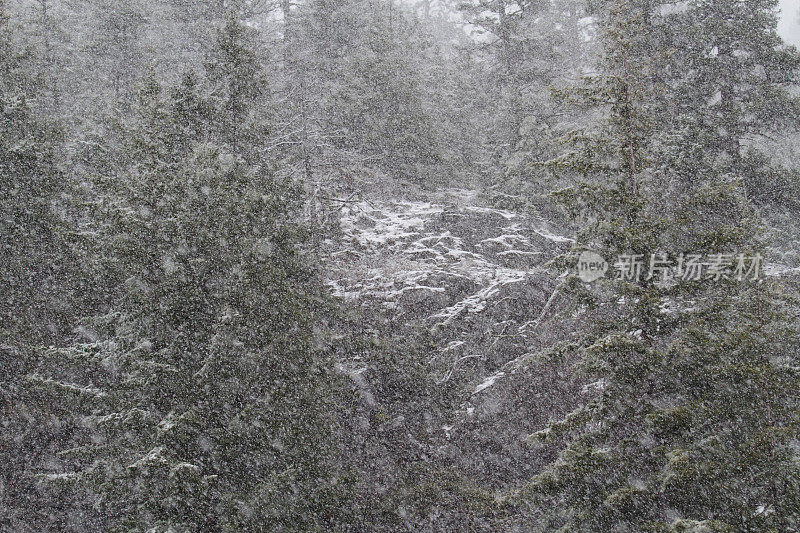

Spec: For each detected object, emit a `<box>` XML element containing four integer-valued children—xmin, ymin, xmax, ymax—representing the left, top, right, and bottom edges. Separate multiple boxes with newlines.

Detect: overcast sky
<box><xmin>778</xmin><ymin>0</ymin><xmax>800</xmax><ymax>47</ymax></box>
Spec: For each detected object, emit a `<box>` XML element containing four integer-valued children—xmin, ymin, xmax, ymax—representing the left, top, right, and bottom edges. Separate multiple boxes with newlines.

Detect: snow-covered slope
<box><xmin>326</xmin><ymin>188</ymin><xmax>571</xmax><ymax>325</ymax></box>
<box><xmin>324</xmin><ymin>187</ymin><xmax>583</xmax><ymax>486</ymax></box>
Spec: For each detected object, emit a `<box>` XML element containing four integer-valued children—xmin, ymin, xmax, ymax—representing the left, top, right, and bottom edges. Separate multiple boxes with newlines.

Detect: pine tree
<box><xmin>294</xmin><ymin>0</ymin><xmax>442</xmax><ymax>181</ymax></box>
<box><xmin>83</xmin><ymin>0</ymin><xmax>149</xmax><ymax>108</ymax></box>
<box><xmin>205</xmin><ymin>14</ymin><xmax>271</xmax><ymax>159</ymax></box>
<box><xmin>33</xmin><ymin>18</ymin><xmax>348</xmax><ymax>532</ymax></box>
<box><xmin>519</xmin><ymin>0</ymin><xmax>800</xmax><ymax>530</ymax></box>
<box><xmin>457</xmin><ymin>0</ymin><xmax>517</xmax><ymax>166</ymax></box>
<box><xmin>507</xmin><ymin>0</ymin><xmax>590</xmax><ymax>169</ymax></box>
<box><xmin>0</xmin><ymin>2</ymin><xmax>84</xmax><ymax>528</ymax></box>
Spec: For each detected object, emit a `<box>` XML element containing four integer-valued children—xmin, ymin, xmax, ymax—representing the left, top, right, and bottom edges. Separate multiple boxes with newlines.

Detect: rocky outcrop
<box><xmin>324</xmin><ymin>189</ymin><xmax>586</xmax><ymax>488</ymax></box>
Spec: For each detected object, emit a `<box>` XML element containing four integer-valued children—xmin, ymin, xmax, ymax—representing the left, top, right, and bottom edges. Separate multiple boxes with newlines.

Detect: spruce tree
<box><xmin>519</xmin><ymin>0</ymin><xmax>800</xmax><ymax>530</ymax></box>
<box><xmin>0</xmin><ymin>2</ymin><xmax>87</xmax><ymax>528</ymax></box>
<box><xmin>84</xmin><ymin>0</ymin><xmax>148</xmax><ymax>108</ymax></box>
<box><xmin>294</xmin><ymin>0</ymin><xmax>442</xmax><ymax>181</ymax></box>
<box><xmin>33</xmin><ymin>18</ymin><xmax>347</xmax><ymax>532</ymax></box>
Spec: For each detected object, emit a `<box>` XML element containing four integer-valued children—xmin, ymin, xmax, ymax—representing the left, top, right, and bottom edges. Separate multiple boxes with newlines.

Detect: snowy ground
<box><xmin>324</xmin><ymin>188</ymin><xmax>573</xmax><ymax>414</ymax></box>
<box><xmin>326</xmin><ymin>189</ymin><xmax>571</xmax><ymax>322</ymax></box>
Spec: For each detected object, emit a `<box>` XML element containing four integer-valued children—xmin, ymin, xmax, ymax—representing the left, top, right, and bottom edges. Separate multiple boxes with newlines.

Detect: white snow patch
<box><xmin>531</xmin><ymin>227</ymin><xmax>575</xmax><ymax>243</ymax></box>
<box><xmin>430</xmin><ymin>274</ymin><xmax>525</xmax><ymax>327</ymax></box>
<box><xmin>474</xmin><ymin>372</ymin><xmax>505</xmax><ymax>395</ymax></box>
<box><xmin>478</xmin><ymin>234</ymin><xmax>531</xmax><ymax>249</ymax></box>
<box><xmin>463</xmin><ymin>205</ymin><xmax>518</xmax><ymax>220</ymax></box>
<box><xmin>582</xmin><ymin>379</ymin><xmax>607</xmax><ymax>394</ymax></box>
<box><xmin>657</xmin><ymin>1</ymin><xmax>690</xmax><ymax>16</ymax></box>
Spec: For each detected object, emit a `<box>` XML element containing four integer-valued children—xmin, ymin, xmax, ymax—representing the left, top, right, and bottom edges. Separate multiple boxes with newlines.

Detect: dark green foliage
<box><xmin>0</xmin><ymin>2</ymin><xmax>63</xmax><ymax>340</ymax></box>
<box><xmin>205</xmin><ymin>15</ymin><xmax>271</xmax><ymax>158</ymax></box>
<box><xmin>84</xmin><ymin>0</ymin><xmax>149</xmax><ymax>107</ymax></box>
<box><xmin>4</xmin><ymin>0</ymin><xmax>800</xmax><ymax>529</ymax></box>
<box><xmin>0</xmin><ymin>3</ymin><xmax>89</xmax><ymax>528</ymax></box>
<box><xmin>523</xmin><ymin>0</ymin><xmax>800</xmax><ymax>530</ymax></box>
<box><xmin>296</xmin><ymin>0</ymin><xmax>444</xmax><ymax>181</ymax></box>
<box><xmin>32</xmin><ymin>19</ymin><xmax>349</xmax><ymax>532</ymax></box>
